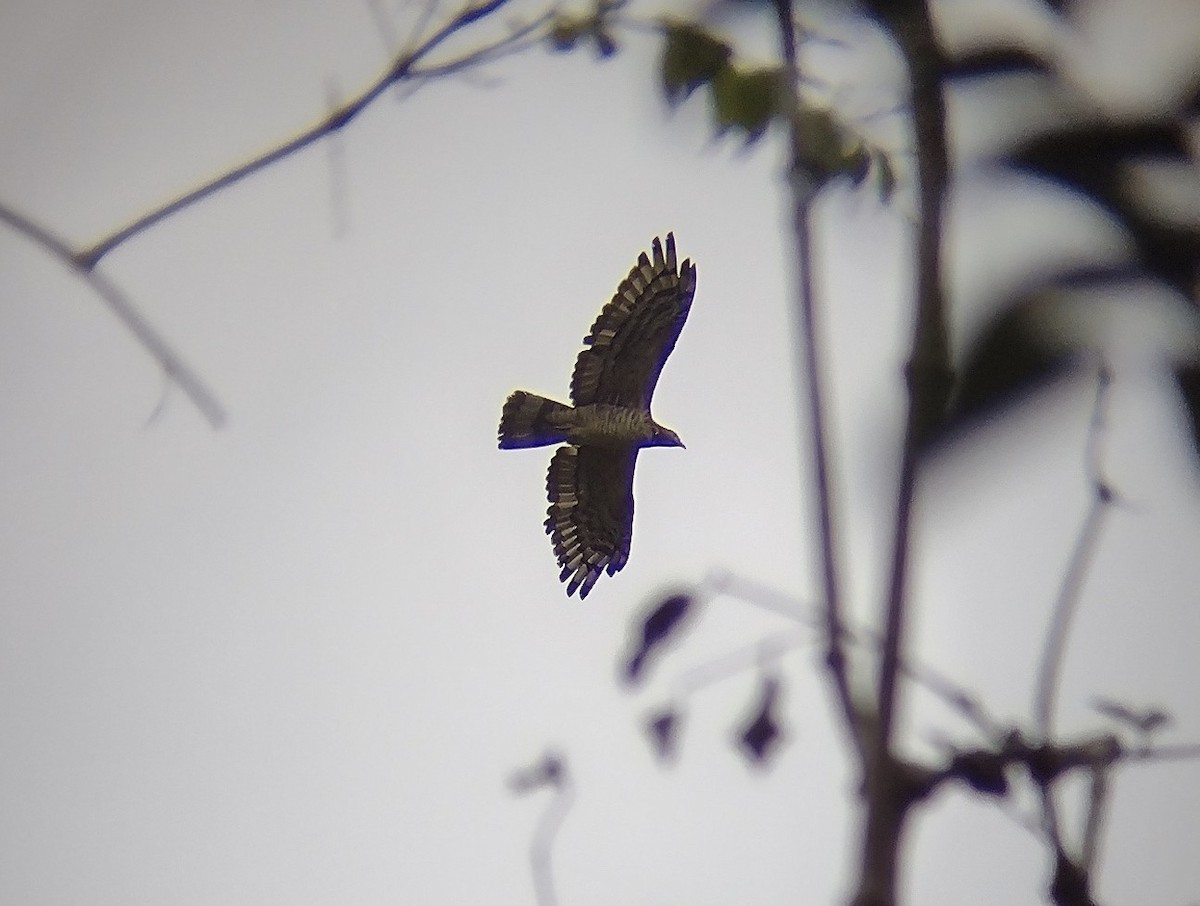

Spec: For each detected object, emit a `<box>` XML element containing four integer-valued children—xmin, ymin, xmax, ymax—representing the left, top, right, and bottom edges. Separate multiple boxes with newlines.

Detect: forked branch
<box><xmin>0</xmin><ymin>201</ymin><xmax>226</xmax><ymax>427</ymax></box>
<box><xmin>77</xmin><ymin>0</ymin><xmax>551</xmax><ymax>267</ymax></box>
<box><xmin>2</xmin><ymin>0</ymin><xmax>551</xmax><ymax>426</ymax></box>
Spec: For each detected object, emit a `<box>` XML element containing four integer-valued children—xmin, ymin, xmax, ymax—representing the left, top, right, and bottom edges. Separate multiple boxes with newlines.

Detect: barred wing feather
<box><xmin>544</xmin><ymin>445</ymin><xmax>638</xmax><ymax>599</ymax></box>
<box><xmin>570</xmin><ymin>233</ymin><xmax>696</xmax><ymax>410</ymax></box>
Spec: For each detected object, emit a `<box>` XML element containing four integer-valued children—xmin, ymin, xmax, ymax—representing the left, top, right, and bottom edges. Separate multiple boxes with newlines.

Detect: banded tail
<box><xmin>498</xmin><ymin>391</ymin><xmax>572</xmax><ymax>449</ymax></box>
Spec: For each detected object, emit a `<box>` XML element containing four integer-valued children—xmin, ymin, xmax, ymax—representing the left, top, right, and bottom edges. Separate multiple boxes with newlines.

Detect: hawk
<box><xmin>498</xmin><ymin>234</ymin><xmax>697</xmax><ymax>599</ymax></box>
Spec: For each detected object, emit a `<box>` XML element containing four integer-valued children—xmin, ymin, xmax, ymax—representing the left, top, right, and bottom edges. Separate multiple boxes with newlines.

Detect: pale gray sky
<box><xmin>2</xmin><ymin>1</ymin><xmax>1199</xmax><ymax>904</ymax></box>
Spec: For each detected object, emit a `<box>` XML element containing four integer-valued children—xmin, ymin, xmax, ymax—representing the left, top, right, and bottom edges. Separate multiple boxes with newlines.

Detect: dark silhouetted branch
<box><xmin>704</xmin><ymin>569</ymin><xmax>1006</xmax><ymax>740</ymax></box>
<box><xmin>2</xmin><ymin>0</ymin><xmax>550</xmax><ymax>426</ymax></box>
<box><xmin>772</xmin><ymin>0</ymin><xmax>859</xmax><ymax>758</ymax></box>
<box><xmin>76</xmin><ymin>0</ymin><xmax>547</xmax><ymax>266</ymax></box>
<box><xmin>1034</xmin><ymin>365</ymin><xmax>1114</xmax><ymax>737</ymax></box>
<box><xmin>1030</xmin><ymin>364</ymin><xmax>1115</xmax><ymax>874</ymax></box>
<box><xmin>0</xmin><ymin>200</ymin><xmax>226</xmax><ymax>427</ymax></box>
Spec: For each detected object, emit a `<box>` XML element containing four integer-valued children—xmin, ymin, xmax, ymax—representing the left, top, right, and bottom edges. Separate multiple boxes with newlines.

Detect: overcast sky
<box><xmin>2</xmin><ymin>1</ymin><xmax>1199</xmax><ymax>904</ymax></box>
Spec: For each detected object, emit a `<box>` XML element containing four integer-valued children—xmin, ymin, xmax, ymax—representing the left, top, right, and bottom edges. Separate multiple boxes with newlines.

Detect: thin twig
<box><xmin>1032</xmin><ymin>499</ymin><xmax>1108</xmax><ymax>738</ymax></box>
<box><xmin>3</xmin><ymin>0</ymin><xmax>546</xmax><ymax>426</ymax></box>
<box><xmin>1030</xmin><ymin>364</ymin><xmax>1114</xmax><ymax>868</ymax></box>
<box><xmin>0</xmin><ymin>201</ymin><xmax>226</xmax><ymax>428</ymax></box>
<box><xmin>1121</xmin><ymin>741</ymin><xmax>1200</xmax><ymax>763</ymax></box>
<box><xmin>772</xmin><ymin>0</ymin><xmax>859</xmax><ymax>755</ymax></box>
<box><xmin>705</xmin><ymin>569</ymin><xmax>1006</xmax><ymax>740</ymax></box>
<box><xmin>77</xmin><ymin>0</ymin><xmax>538</xmax><ymax>266</ymax></box>
<box><xmin>1033</xmin><ymin>366</ymin><xmax>1114</xmax><ymax>738</ymax></box>
<box><xmin>705</xmin><ymin>568</ymin><xmax>812</xmax><ymax>621</ymax></box>
<box><xmin>409</xmin><ymin>14</ymin><xmax>553</xmax><ymax>78</ymax></box>
<box><xmin>669</xmin><ymin>628</ymin><xmax>814</xmax><ymax>700</ymax></box>
<box><xmin>508</xmin><ymin>751</ymin><xmax>571</xmax><ymax>906</ymax></box>
<box><xmin>531</xmin><ymin>767</ymin><xmax>572</xmax><ymax>906</ymax></box>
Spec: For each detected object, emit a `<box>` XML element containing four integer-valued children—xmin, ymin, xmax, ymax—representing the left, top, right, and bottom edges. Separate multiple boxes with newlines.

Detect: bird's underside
<box><xmin>497</xmin><ymin>233</ymin><xmax>696</xmax><ymax>599</ymax></box>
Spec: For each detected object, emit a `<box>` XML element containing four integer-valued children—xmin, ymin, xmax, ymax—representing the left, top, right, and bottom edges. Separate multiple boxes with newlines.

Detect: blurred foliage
<box><xmin>551</xmin><ymin>8</ymin><xmax>896</xmax><ymax>187</ymax></box>
<box><xmin>946</xmin><ymin>293</ymin><xmax>1080</xmax><ymax>437</ymax></box>
<box><xmin>930</xmin><ymin>25</ymin><xmax>1200</xmax><ymax>453</ymax></box>
<box><xmin>645</xmin><ymin>707</ymin><xmax>682</xmax><ymax>763</ymax></box>
<box><xmin>622</xmin><ymin>590</ymin><xmax>697</xmax><ymax>685</ymax></box>
<box><xmin>660</xmin><ymin>21</ymin><xmax>733</xmax><ymax>104</ymax></box>
<box><xmin>711</xmin><ymin>65</ymin><xmax>787</xmax><ymax>141</ymax></box>
<box><xmin>736</xmin><ymin>674</ymin><xmax>785</xmax><ymax>765</ymax></box>
<box><xmin>548</xmin><ymin>0</ymin><xmax>622</xmax><ymax>58</ymax></box>
<box><xmin>1005</xmin><ymin>121</ymin><xmax>1200</xmax><ymax>296</ymax></box>
<box><xmin>658</xmin><ymin>17</ymin><xmax>890</xmax><ymax>195</ymax></box>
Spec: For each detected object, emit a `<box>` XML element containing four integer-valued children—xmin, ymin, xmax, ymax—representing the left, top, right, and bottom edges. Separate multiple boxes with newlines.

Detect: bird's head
<box><xmin>650</xmin><ymin>422</ymin><xmax>685</xmax><ymax>449</ymax></box>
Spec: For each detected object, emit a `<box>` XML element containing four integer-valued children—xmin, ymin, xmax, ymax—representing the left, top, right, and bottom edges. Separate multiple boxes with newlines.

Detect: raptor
<box><xmin>498</xmin><ymin>234</ymin><xmax>696</xmax><ymax>598</ymax></box>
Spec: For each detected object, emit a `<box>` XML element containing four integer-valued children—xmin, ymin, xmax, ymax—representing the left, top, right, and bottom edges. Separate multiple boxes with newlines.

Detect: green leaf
<box><xmin>712</xmin><ymin>66</ymin><xmax>786</xmax><ymax>142</ymax></box>
<box><xmin>793</xmin><ymin>105</ymin><xmax>850</xmax><ymax>177</ymax></box>
<box><xmin>660</xmin><ymin>22</ymin><xmax>732</xmax><ymax>105</ymax></box>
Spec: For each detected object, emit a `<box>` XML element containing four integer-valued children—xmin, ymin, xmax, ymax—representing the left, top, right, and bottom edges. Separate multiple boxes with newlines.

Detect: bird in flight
<box><xmin>498</xmin><ymin>234</ymin><xmax>696</xmax><ymax>599</ymax></box>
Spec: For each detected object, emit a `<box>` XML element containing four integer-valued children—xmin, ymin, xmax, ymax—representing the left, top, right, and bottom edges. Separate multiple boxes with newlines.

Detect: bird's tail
<box><xmin>498</xmin><ymin>391</ymin><xmax>571</xmax><ymax>449</ymax></box>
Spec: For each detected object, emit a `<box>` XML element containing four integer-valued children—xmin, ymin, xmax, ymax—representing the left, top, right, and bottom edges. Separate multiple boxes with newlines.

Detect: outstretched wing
<box><xmin>544</xmin><ymin>445</ymin><xmax>638</xmax><ymax>599</ymax></box>
<box><xmin>570</xmin><ymin>233</ymin><xmax>697</xmax><ymax>410</ymax></box>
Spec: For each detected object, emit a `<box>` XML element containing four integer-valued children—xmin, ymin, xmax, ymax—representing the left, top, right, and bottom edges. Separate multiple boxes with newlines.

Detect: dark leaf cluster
<box><xmin>622</xmin><ymin>590</ymin><xmax>697</xmax><ymax>684</ymax></box>
<box><xmin>641</xmin><ymin>673</ymin><xmax>789</xmax><ymax>768</ymax></box>
<box><xmin>659</xmin><ymin>21</ymin><xmax>892</xmax><ymax>193</ymax></box>
<box><xmin>660</xmin><ymin>21</ymin><xmax>786</xmax><ymax>144</ymax></box>
<box><xmin>932</xmin><ymin>35</ymin><xmax>1200</xmax><ymax>457</ymax></box>
<box><xmin>736</xmin><ymin>674</ymin><xmax>785</xmax><ymax>764</ymax></box>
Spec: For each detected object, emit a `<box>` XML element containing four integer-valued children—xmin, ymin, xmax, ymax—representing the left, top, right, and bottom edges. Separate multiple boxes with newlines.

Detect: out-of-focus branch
<box><xmin>1033</xmin><ymin>500</ymin><xmax>1109</xmax><ymax>735</ymax></box>
<box><xmin>1034</xmin><ymin>366</ymin><xmax>1114</xmax><ymax>737</ymax></box>
<box><xmin>0</xmin><ymin>201</ymin><xmax>226</xmax><ymax>428</ymax></box>
<box><xmin>1032</xmin><ymin>365</ymin><xmax>1115</xmax><ymax>855</ymax></box>
<box><xmin>845</xmin><ymin>1</ymin><xmax>951</xmax><ymax>903</ymax></box>
<box><xmin>771</xmin><ymin>0</ymin><xmax>859</xmax><ymax>757</ymax></box>
<box><xmin>509</xmin><ymin>752</ymin><xmax>573</xmax><ymax>906</ymax></box>
<box><xmin>410</xmin><ymin>14</ymin><xmax>552</xmax><ymax>77</ymax></box>
<box><xmin>2</xmin><ymin>0</ymin><xmax>548</xmax><ymax>426</ymax></box>
<box><xmin>874</xmin><ymin>0</ymin><xmax>952</xmax><ymax>760</ymax></box>
<box><xmin>1079</xmin><ymin>765</ymin><xmax>1109</xmax><ymax>872</ymax></box>
<box><xmin>706</xmin><ymin>569</ymin><xmax>1006</xmax><ymax>740</ymax></box>
<box><xmin>76</xmin><ymin>0</ymin><xmax>546</xmax><ymax>266</ymax></box>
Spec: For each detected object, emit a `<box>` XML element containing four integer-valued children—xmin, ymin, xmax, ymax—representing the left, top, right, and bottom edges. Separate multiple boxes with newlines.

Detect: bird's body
<box><xmin>498</xmin><ymin>234</ymin><xmax>696</xmax><ymax>599</ymax></box>
<box><xmin>501</xmin><ymin>395</ymin><xmax>674</xmax><ymax>449</ymax></box>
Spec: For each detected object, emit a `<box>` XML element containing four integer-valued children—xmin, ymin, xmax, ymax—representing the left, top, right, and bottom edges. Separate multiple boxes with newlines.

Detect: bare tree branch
<box><xmin>1079</xmin><ymin>765</ymin><xmax>1109</xmax><ymax>872</ymax></box>
<box><xmin>771</xmin><ymin>0</ymin><xmax>860</xmax><ymax>757</ymax></box>
<box><xmin>837</xmin><ymin>1</ymin><xmax>953</xmax><ymax>902</ymax></box>
<box><xmin>705</xmin><ymin>569</ymin><xmax>1006</xmax><ymax>740</ymax></box>
<box><xmin>0</xmin><ymin>201</ymin><xmax>226</xmax><ymax>428</ymax></box>
<box><xmin>875</xmin><ymin>0</ymin><xmax>952</xmax><ymax>758</ymax></box>
<box><xmin>1034</xmin><ymin>365</ymin><xmax>1114</xmax><ymax>738</ymax></box>
<box><xmin>1032</xmin><ymin>499</ymin><xmax>1109</xmax><ymax>738</ymax></box>
<box><xmin>410</xmin><ymin>13</ymin><xmax>553</xmax><ymax>78</ymax></box>
<box><xmin>1027</xmin><ymin>364</ymin><xmax>1116</xmax><ymax>878</ymax></box>
<box><xmin>76</xmin><ymin>0</ymin><xmax>548</xmax><ymax>267</ymax></box>
<box><xmin>1</xmin><ymin>0</ymin><xmax>549</xmax><ymax>426</ymax></box>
